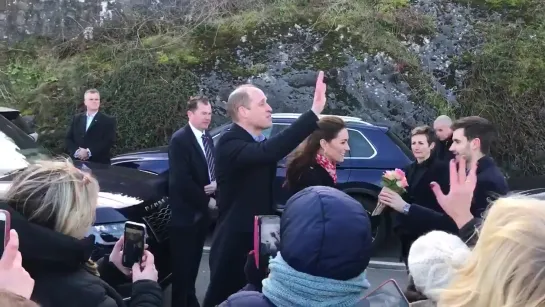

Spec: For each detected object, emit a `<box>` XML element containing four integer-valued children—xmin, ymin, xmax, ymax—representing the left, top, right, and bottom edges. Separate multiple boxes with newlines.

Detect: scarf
<box><xmin>262</xmin><ymin>253</ymin><xmax>370</xmax><ymax>307</ymax></box>
<box><xmin>316</xmin><ymin>154</ymin><xmax>337</xmax><ymax>183</ymax></box>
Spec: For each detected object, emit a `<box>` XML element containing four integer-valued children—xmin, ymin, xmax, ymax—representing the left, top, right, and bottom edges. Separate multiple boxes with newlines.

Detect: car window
<box><xmin>347</xmin><ymin>129</ymin><xmax>376</xmax><ymax>158</ymax></box>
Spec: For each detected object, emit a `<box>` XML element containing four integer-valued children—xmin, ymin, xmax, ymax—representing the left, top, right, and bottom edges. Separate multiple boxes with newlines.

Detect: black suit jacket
<box><xmin>286</xmin><ymin>163</ymin><xmax>336</xmax><ymax>198</ymax></box>
<box><xmin>215</xmin><ymin>110</ymin><xmax>319</xmax><ymax>233</ymax></box>
<box><xmin>404</xmin><ymin>156</ymin><xmax>509</xmax><ymax>232</ymax></box>
<box><xmin>65</xmin><ymin>112</ymin><xmax>116</xmax><ymax>164</ymax></box>
<box><xmin>168</xmin><ymin>124</ymin><xmax>213</xmax><ymax>227</ymax></box>
<box><xmin>434</xmin><ymin>138</ymin><xmax>455</xmax><ymax>162</ymax></box>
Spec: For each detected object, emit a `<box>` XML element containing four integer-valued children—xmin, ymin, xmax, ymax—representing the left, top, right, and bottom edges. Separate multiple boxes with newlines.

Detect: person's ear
<box><xmin>429</xmin><ymin>142</ymin><xmax>436</xmax><ymax>151</ymax></box>
<box><xmin>471</xmin><ymin>138</ymin><xmax>481</xmax><ymax>151</ymax></box>
<box><xmin>319</xmin><ymin>139</ymin><xmax>328</xmax><ymax>149</ymax></box>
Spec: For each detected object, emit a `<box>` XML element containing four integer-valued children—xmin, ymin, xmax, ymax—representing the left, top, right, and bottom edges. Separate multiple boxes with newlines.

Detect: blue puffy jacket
<box><xmin>219</xmin><ymin>186</ymin><xmax>373</xmax><ymax>307</ymax></box>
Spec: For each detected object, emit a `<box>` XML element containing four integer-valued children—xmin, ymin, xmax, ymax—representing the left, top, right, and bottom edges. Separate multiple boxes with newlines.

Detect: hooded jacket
<box><xmin>219</xmin><ymin>186</ymin><xmax>373</xmax><ymax>306</ymax></box>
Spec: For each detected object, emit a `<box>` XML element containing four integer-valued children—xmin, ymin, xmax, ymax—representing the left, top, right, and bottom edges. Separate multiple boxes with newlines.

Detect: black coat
<box><xmin>286</xmin><ymin>163</ymin><xmax>336</xmax><ymax>198</ymax></box>
<box><xmin>404</xmin><ymin>156</ymin><xmax>509</xmax><ymax>233</ymax></box>
<box><xmin>203</xmin><ymin>110</ymin><xmax>318</xmax><ymax>307</ymax></box>
<box><xmin>434</xmin><ymin>137</ymin><xmax>455</xmax><ymax>162</ymax></box>
<box><xmin>65</xmin><ymin>112</ymin><xmax>117</xmax><ymax>164</ymax></box>
<box><xmin>168</xmin><ymin>124</ymin><xmax>213</xmax><ymax>227</ymax></box>
<box><xmin>0</xmin><ymin>202</ymin><xmax>162</xmax><ymax>307</ymax></box>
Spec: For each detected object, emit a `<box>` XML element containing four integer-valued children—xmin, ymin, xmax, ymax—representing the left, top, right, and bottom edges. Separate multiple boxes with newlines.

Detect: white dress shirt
<box><xmin>189</xmin><ymin>122</ymin><xmax>211</xmax><ymax>180</ymax></box>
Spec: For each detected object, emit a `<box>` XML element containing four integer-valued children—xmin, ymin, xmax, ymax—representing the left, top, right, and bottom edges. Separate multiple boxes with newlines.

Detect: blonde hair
<box><xmin>5</xmin><ymin>158</ymin><xmax>99</xmax><ymax>239</ymax></box>
<box><xmin>438</xmin><ymin>195</ymin><xmax>545</xmax><ymax>307</ymax></box>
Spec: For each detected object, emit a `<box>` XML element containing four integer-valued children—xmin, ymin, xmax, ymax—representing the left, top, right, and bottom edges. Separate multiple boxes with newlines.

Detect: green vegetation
<box><xmin>1</xmin><ymin>0</ymin><xmax>440</xmax><ymax>155</ymax></box>
<box><xmin>2</xmin><ymin>0</ymin><xmax>545</xmax><ymax>176</ymax></box>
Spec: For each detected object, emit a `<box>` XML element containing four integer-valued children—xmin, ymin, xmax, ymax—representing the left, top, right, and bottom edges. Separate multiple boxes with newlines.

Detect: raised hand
<box><xmin>430</xmin><ymin>157</ymin><xmax>478</xmax><ymax>228</ymax></box>
<box><xmin>0</xmin><ymin>230</ymin><xmax>35</xmax><ymax>299</ymax></box>
<box><xmin>311</xmin><ymin>71</ymin><xmax>327</xmax><ymax>115</ymax></box>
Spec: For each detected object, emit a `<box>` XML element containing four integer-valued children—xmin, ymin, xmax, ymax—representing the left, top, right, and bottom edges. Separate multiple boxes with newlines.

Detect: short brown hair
<box><xmin>411</xmin><ymin>125</ymin><xmax>437</xmax><ymax>145</ymax></box>
<box><xmin>451</xmin><ymin>116</ymin><xmax>497</xmax><ymax>154</ymax></box>
<box><xmin>187</xmin><ymin>95</ymin><xmax>210</xmax><ymax>112</ymax></box>
<box><xmin>226</xmin><ymin>84</ymin><xmax>257</xmax><ymax>121</ymax></box>
<box><xmin>0</xmin><ymin>291</ymin><xmax>39</xmax><ymax>307</ymax></box>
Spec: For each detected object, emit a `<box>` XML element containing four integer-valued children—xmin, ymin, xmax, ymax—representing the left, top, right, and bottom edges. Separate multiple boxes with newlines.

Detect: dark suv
<box><xmin>0</xmin><ymin>112</ymin><xmax>172</xmax><ymax>296</ymax></box>
<box><xmin>111</xmin><ymin>113</ymin><xmax>414</xmax><ymax>246</ymax></box>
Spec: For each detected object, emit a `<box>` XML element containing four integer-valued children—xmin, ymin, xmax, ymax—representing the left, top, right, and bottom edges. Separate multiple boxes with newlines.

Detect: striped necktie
<box><xmin>202</xmin><ymin>134</ymin><xmax>216</xmax><ymax>181</ymax></box>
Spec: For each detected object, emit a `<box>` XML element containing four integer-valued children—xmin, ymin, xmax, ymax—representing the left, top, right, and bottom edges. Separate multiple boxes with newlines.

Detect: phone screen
<box><xmin>259</xmin><ymin>216</ymin><xmax>280</xmax><ymax>259</ymax></box>
<box><xmin>363</xmin><ymin>279</ymin><xmax>409</xmax><ymax>307</ymax></box>
<box><xmin>122</xmin><ymin>223</ymin><xmax>145</xmax><ymax>268</ymax></box>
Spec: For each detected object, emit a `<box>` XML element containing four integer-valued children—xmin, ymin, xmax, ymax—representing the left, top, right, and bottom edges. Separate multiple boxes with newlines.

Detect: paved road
<box><xmin>162</xmin><ymin>251</ymin><xmax>409</xmax><ymax>306</ymax></box>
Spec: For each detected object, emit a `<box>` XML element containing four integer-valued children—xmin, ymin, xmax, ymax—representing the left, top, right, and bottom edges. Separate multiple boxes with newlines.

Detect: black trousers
<box><xmin>170</xmin><ymin>223</ymin><xmax>208</xmax><ymax>307</ymax></box>
<box><xmin>202</xmin><ymin>230</ymin><xmax>253</xmax><ymax>307</ymax></box>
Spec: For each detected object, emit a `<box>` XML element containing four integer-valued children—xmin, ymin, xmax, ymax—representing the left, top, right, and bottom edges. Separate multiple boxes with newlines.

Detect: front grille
<box><xmin>142</xmin><ymin>197</ymin><xmax>172</xmax><ymax>243</ymax></box>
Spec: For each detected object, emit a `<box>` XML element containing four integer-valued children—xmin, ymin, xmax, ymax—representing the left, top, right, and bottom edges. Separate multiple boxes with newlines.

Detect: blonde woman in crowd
<box><xmin>438</xmin><ymin>195</ymin><xmax>545</xmax><ymax>307</ymax></box>
<box><xmin>0</xmin><ymin>159</ymin><xmax>162</xmax><ymax>307</ymax></box>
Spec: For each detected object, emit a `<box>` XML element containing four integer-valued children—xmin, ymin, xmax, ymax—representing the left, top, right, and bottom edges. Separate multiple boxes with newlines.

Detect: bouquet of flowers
<box><xmin>372</xmin><ymin>169</ymin><xmax>409</xmax><ymax>216</ymax></box>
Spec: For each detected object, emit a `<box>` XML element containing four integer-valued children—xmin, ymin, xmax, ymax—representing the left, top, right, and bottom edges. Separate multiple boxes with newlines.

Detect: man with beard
<box><xmin>433</xmin><ymin>115</ymin><xmax>455</xmax><ymax>161</ymax></box>
<box><xmin>379</xmin><ymin>116</ymin><xmax>508</xmax><ymax>235</ymax></box>
<box><xmin>203</xmin><ymin>72</ymin><xmax>326</xmax><ymax>307</ymax></box>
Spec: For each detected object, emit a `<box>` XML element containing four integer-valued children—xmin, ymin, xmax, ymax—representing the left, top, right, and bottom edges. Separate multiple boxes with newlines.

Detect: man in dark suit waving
<box><xmin>203</xmin><ymin>72</ymin><xmax>327</xmax><ymax>307</ymax></box>
<box><xmin>168</xmin><ymin>96</ymin><xmax>217</xmax><ymax>307</ymax></box>
<box><xmin>65</xmin><ymin>89</ymin><xmax>116</xmax><ymax>164</ymax></box>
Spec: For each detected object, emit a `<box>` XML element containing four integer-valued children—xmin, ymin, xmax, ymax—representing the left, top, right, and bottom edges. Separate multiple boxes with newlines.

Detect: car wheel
<box><xmin>351</xmin><ymin>194</ymin><xmax>387</xmax><ymax>251</ymax></box>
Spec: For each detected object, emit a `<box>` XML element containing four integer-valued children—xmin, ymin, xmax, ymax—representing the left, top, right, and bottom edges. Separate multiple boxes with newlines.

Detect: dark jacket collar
<box><xmin>0</xmin><ymin>202</ymin><xmax>95</xmax><ymax>273</ymax></box>
<box><xmin>476</xmin><ymin>156</ymin><xmax>497</xmax><ymax>175</ymax></box>
<box><xmin>230</xmin><ymin>123</ymin><xmax>260</xmax><ymax>142</ymax></box>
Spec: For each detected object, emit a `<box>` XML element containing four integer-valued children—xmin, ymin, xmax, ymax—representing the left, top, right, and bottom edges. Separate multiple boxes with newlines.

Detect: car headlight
<box><xmin>88</xmin><ymin>223</ymin><xmax>125</xmax><ymax>245</ymax></box>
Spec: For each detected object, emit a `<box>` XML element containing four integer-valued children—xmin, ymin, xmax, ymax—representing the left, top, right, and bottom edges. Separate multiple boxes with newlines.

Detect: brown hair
<box><xmin>411</xmin><ymin>125</ymin><xmax>437</xmax><ymax>145</ymax></box>
<box><xmin>0</xmin><ymin>291</ymin><xmax>39</xmax><ymax>307</ymax></box>
<box><xmin>187</xmin><ymin>95</ymin><xmax>210</xmax><ymax>112</ymax></box>
<box><xmin>284</xmin><ymin>116</ymin><xmax>346</xmax><ymax>188</ymax></box>
<box><xmin>451</xmin><ymin>116</ymin><xmax>497</xmax><ymax>154</ymax></box>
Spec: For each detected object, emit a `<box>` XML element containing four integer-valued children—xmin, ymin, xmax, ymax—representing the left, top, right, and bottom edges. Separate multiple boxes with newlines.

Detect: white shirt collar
<box><xmin>188</xmin><ymin>121</ymin><xmax>205</xmax><ymax>137</ymax></box>
<box><xmin>87</xmin><ymin>111</ymin><xmax>98</xmax><ymax>117</ymax></box>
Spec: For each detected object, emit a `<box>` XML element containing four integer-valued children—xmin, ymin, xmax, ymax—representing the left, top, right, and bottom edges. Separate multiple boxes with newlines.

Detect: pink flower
<box><xmin>394</xmin><ymin>168</ymin><xmax>406</xmax><ymax>181</ymax></box>
<box><xmin>383</xmin><ymin>171</ymin><xmax>396</xmax><ymax>181</ymax></box>
<box><xmin>400</xmin><ymin>178</ymin><xmax>409</xmax><ymax>188</ymax></box>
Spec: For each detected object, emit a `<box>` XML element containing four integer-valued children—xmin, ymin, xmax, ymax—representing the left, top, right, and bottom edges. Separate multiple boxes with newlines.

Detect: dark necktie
<box><xmin>202</xmin><ymin>134</ymin><xmax>216</xmax><ymax>181</ymax></box>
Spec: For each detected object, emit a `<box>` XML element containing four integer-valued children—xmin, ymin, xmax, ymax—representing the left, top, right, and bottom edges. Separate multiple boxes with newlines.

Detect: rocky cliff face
<box><xmin>2</xmin><ymin>0</ymin><xmax>544</xmax><ymax>176</ymax></box>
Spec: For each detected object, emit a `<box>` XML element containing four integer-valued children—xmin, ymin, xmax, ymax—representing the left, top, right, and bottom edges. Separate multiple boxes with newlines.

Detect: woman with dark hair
<box><xmin>284</xmin><ymin>116</ymin><xmax>349</xmax><ymax>196</ymax></box>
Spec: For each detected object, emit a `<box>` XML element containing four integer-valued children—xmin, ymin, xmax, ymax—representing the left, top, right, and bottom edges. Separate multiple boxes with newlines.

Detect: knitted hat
<box><xmin>408</xmin><ymin>231</ymin><xmax>471</xmax><ymax>302</ymax></box>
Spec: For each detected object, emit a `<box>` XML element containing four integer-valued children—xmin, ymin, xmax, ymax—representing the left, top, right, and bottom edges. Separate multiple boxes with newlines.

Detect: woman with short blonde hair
<box><xmin>439</xmin><ymin>195</ymin><xmax>545</xmax><ymax>307</ymax></box>
<box><xmin>1</xmin><ymin>158</ymin><xmax>162</xmax><ymax>307</ymax></box>
<box><xmin>6</xmin><ymin>159</ymin><xmax>98</xmax><ymax>239</ymax></box>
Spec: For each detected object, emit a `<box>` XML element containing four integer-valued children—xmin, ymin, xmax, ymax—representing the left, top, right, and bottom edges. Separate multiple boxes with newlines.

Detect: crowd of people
<box><xmin>1</xmin><ymin>69</ymin><xmax>545</xmax><ymax>307</ymax></box>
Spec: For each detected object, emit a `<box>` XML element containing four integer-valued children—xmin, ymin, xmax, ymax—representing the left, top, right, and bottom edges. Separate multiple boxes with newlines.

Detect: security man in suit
<box><xmin>202</xmin><ymin>71</ymin><xmax>327</xmax><ymax>307</ymax></box>
<box><xmin>168</xmin><ymin>96</ymin><xmax>217</xmax><ymax>307</ymax></box>
<box><xmin>65</xmin><ymin>89</ymin><xmax>116</xmax><ymax>164</ymax></box>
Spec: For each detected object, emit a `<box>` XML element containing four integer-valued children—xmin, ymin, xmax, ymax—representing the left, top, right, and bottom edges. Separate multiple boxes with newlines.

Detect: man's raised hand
<box><xmin>311</xmin><ymin>71</ymin><xmax>327</xmax><ymax>115</ymax></box>
<box><xmin>430</xmin><ymin>157</ymin><xmax>477</xmax><ymax>228</ymax></box>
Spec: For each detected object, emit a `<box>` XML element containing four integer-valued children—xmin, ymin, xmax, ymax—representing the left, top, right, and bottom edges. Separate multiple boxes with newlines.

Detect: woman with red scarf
<box><xmin>284</xmin><ymin>116</ymin><xmax>349</xmax><ymax>196</ymax></box>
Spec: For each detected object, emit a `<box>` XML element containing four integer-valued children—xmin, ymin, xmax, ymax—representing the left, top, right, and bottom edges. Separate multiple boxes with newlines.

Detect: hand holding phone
<box><xmin>253</xmin><ymin>215</ymin><xmax>280</xmax><ymax>269</ymax></box>
<box><xmin>122</xmin><ymin>222</ymin><xmax>146</xmax><ymax>268</ymax></box>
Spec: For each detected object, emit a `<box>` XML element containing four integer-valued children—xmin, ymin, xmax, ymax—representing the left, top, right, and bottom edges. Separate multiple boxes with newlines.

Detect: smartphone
<box><xmin>362</xmin><ymin>279</ymin><xmax>409</xmax><ymax>307</ymax></box>
<box><xmin>121</xmin><ymin>221</ymin><xmax>146</xmax><ymax>268</ymax></box>
<box><xmin>253</xmin><ymin>215</ymin><xmax>280</xmax><ymax>268</ymax></box>
<box><xmin>0</xmin><ymin>210</ymin><xmax>10</xmax><ymax>256</ymax></box>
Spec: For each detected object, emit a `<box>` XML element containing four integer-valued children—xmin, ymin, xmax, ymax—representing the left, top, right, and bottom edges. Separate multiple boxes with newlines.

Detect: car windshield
<box><xmin>0</xmin><ymin>114</ymin><xmax>51</xmax><ymax>177</ymax></box>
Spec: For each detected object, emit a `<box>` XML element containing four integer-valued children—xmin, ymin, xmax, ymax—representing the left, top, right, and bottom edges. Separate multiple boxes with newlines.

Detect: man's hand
<box><xmin>0</xmin><ymin>230</ymin><xmax>35</xmax><ymax>299</ymax></box>
<box><xmin>311</xmin><ymin>71</ymin><xmax>327</xmax><ymax>115</ymax></box>
<box><xmin>208</xmin><ymin>198</ymin><xmax>217</xmax><ymax>210</ymax></box>
<box><xmin>378</xmin><ymin>187</ymin><xmax>408</xmax><ymax>213</ymax></box>
<box><xmin>77</xmin><ymin>147</ymin><xmax>89</xmax><ymax>160</ymax></box>
<box><xmin>204</xmin><ymin>181</ymin><xmax>217</xmax><ymax>195</ymax></box>
<box><xmin>431</xmin><ymin>157</ymin><xmax>477</xmax><ymax>229</ymax></box>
